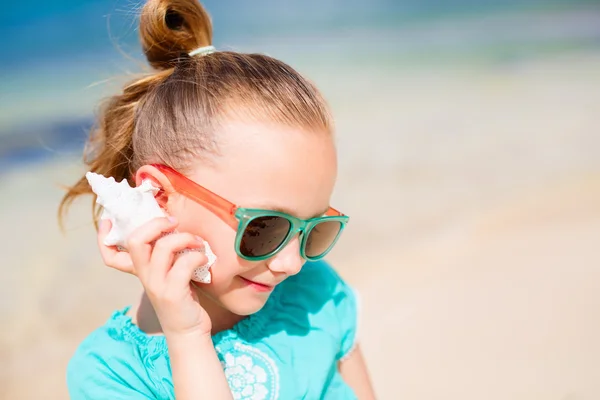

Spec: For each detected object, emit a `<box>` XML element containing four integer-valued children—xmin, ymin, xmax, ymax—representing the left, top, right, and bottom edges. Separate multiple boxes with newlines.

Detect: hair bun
<box><xmin>139</xmin><ymin>0</ymin><xmax>213</xmax><ymax>70</ymax></box>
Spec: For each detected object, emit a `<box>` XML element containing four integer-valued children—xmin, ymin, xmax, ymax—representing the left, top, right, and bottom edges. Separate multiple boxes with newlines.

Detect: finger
<box><xmin>97</xmin><ymin>218</ymin><xmax>112</xmax><ymax>244</ymax></box>
<box><xmin>165</xmin><ymin>250</ymin><xmax>209</xmax><ymax>291</ymax></box>
<box><xmin>97</xmin><ymin>219</ymin><xmax>135</xmax><ymax>274</ymax></box>
<box><xmin>127</xmin><ymin>217</ymin><xmax>179</xmax><ymax>274</ymax></box>
<box><xmin>148</xmin><ymin>233</ymin><xmax>205</xmax><ymax>279</ymax></box>
<box><xmin>145</xmin><ymin>251</ymin><xmax>208</xmax><ymax>313</ymax></box>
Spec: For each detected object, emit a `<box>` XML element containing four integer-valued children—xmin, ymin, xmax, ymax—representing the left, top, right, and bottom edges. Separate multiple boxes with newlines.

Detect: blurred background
<box><xmin>2</xmin><ymin>0</ymin><xmax>600</xmax><ymax>398</ymax></box>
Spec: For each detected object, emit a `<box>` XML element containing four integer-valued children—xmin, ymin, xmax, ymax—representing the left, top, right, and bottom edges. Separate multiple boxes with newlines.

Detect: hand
<box><xmin>98</xmin><ymin>218</ymin><xmax>212</xmax><ymax>337</ymax></box>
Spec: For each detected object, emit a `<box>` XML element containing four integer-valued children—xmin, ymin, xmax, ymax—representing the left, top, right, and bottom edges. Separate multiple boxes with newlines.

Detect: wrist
<box><xmin>166</xmin><ymin>330</ymin><xmax>214</xmax><ymax>348</ymax></box>
<box><xmin>167</xmin><ymin>330</ymin><xmax>233</xmax><ymax>400</ymax></box>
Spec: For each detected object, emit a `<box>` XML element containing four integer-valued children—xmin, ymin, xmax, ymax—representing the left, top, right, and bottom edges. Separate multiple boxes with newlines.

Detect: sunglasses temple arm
<box><xmin>216</xmin><ymin>207</ymin><xmax>240</xmax><ymax>230</ymax></box>
<box><xmin>325</xmin><ymin>207</ymin><xmax>344</xmax><ymax>217</ymax></box>
<box><xmin>194</xmin><ymin>199</ymin><xmax>239</xmax><ymax>230</ymax></box>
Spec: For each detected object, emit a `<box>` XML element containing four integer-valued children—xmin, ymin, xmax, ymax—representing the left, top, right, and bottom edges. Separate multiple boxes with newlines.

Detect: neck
<box><xmin>132</xmin><ymin>287</ymin><xmax>244</xmax><ymax>337</ymax></box>
<box><xmin>193</xmin><ymin>282</ymin><xmax>245</xmax><ymax>334</ymax></box>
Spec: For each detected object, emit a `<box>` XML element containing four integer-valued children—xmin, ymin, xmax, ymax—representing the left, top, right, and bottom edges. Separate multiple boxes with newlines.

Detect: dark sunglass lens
<box><xmin>305</xmin><ymin>221</ymin><xmax>342</xmax><ymax>258</ymax></box>
<box><xmin>240</xmin><ymin>216</ymin><xmax>291</xmax><ymax>258</ymax></box>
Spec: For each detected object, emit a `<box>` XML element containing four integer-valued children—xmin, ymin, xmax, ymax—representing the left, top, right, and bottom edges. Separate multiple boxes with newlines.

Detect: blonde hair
<box><xmin>58</xmin><ymin>0</ymin><xmax>333</xmax><ymax>226</ymax></box>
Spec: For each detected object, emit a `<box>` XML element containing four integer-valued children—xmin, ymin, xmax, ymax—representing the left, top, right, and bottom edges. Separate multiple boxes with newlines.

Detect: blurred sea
<box><xmin>1</xmin><ymin>0</ymin><xmax>599</xmax><ymax>172</ymax></box>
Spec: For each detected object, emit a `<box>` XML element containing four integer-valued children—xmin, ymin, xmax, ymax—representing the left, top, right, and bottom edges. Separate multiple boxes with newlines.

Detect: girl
<box><xmin>60</xmin><ymin>0</ymin><xmax>375</xmax><ymax>398</ymax></box>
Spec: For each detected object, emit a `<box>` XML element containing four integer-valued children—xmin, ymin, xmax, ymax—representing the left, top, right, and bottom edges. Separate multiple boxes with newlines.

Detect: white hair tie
<box><xmin>188</xmin><ymin>45</ymin><xmax>216</xmax><ymax>57</ymax></box>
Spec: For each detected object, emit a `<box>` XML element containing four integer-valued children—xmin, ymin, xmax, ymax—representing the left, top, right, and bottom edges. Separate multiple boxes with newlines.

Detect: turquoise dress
<box><xmin>67</xmin><ymin>260</ymin><xmax>359</xmax><ymax>399</ymax></box>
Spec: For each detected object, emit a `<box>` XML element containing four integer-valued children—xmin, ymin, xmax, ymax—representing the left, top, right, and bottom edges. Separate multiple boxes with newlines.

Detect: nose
<box><xmin>266</xmin><ymin>234</ymin><xmax>304</xmax><ymax>276</ymax></box>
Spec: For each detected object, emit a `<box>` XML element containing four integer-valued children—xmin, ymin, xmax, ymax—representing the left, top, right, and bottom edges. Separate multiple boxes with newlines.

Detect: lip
<box><xmin>239</xmin><ymin>277</ymin><xmax>274</xmax><ymax>292</ymax></box>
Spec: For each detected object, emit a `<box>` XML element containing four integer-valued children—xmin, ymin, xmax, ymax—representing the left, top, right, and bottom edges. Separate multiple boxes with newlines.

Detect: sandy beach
<box><xmin>1</xmin><ymin>50</ymin><xmax>600</xmax><ymax>399</ymax></box>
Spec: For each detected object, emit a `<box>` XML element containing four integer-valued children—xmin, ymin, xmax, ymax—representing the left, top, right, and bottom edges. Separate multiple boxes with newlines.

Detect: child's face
<box><xmin>166</xmin><ymin>120</ymin><xmax>338</xmax><ymax>316</ymax></box>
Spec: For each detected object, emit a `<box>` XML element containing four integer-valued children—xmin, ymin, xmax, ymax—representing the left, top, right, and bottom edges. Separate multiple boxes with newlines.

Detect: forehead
<box><xmin>189</xmin><ymin>121</ymin><xmax>338</xmax><ymax>219</ymax></box>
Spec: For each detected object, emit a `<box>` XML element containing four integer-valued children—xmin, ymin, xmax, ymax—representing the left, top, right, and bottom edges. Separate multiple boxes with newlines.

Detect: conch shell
<box><xmin>85</xmin><ymin>172</ymin><xmax>215</xmax><ymax>283</ymax></box>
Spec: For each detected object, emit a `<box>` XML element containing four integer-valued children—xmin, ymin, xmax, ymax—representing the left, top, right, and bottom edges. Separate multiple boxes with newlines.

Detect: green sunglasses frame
<box><xmin>150</xmin><ymin>164</ymin><xmax>349</xmax><ymax>261</ymax></box>
<box><xmin>233</xmin><ymin>208</ymin><xmax>348</xmax><ymax>261</ymax></box>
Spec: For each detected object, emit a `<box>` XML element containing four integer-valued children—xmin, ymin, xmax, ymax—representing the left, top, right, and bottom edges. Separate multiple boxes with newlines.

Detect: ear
<box><xmin>134</xmin><ymin>164</ymin><xmax>176</xmax><ymax>209</ymax></box>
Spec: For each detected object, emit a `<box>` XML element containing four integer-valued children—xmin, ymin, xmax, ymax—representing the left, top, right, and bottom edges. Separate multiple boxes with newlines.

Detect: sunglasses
<box><xmin>151</xmin><ymin>164</ymin><xmax>349</xmax><ymax>261</ymax></box>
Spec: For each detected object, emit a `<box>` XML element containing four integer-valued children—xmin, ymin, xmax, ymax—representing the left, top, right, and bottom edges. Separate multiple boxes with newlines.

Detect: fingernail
<box><xmin>195</xmin><ymin>236</ymin><xmax>204</xmax><ymax>242</ymax></box>
<box><xmin>168</xmin><ymin>216</ymin><xmax>177</xmax><ymax>223</ymax></box>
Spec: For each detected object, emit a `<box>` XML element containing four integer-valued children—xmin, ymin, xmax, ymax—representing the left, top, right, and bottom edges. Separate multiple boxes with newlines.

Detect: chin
<box><xmin>225</xmin><ymin>295</ymin><xmax>270</xmax><ymax>316</ymax></box>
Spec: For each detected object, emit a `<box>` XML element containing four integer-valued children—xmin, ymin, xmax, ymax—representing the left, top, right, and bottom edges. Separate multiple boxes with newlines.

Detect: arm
<box><xmin>98</xmin><ymin>218</ymin><xmax>233</xmax><ymax>399</ymax></box>
<box><xmin>67</xmin><ymin>329</ymin><xmax>232</xmax><ymax>400</ymax></box>
<box><xmin>339</xmin><ymin>345</ymin><xmax>377</xmax><ymax>400</ymax></box>
<box><xmin>167</xmin><ymin>333</ymin><xmax>233</xmax><ymax>400</ymax></box>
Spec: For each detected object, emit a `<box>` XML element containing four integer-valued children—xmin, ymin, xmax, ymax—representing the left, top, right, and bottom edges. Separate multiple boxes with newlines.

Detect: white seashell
<box><xmin>85</xmin><ymin>172</ymin><xmax>216</xmax><ymax>283</ymax></box>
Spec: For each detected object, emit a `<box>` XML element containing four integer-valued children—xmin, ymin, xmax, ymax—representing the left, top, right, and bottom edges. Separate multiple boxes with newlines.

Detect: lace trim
<box><xmin>105</xmin><ymin>284</ymin><xmax>283</xmax><ymax>356</ymax></box>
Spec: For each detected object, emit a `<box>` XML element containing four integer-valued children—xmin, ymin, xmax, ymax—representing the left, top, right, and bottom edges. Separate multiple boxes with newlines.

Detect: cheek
<box><xmin>170</xmin><ymin>203</ymin><xmax>271</xmax><ymax>315</ymax></box>
<box><xmin>172</xmin><ymin>202</ymin><xmax>244</xmax><ymax>283</ymax></box>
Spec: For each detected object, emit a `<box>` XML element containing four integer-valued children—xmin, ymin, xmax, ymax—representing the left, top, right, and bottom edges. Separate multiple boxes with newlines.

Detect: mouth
<box><xmin>239</xmin><ymin>277</ymin><xmax>274</xmax><ymax>292</ymax></box>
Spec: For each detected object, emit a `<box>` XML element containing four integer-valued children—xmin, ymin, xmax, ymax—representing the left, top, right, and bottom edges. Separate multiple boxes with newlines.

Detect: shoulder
<box><xmin>278</xmin><ymin>260</ymin><xmax>360</xmax><ymax>359</ymax></box>
<box><xmin>67</xmin><ymin>321</ymin><xmax>135</xmax><ymax>376</ymax></box>
<box><xmin>67</xmin><ymin>309</ymin><xmax>168</xmax><ymax>399</ymax></box>
<box><xmin>283</xmin><ymin>259</ymin><xmax>357</xmax><ymax>308</ymax></box>
<box><xmin>285</xmin><ymin>259</ymin><xmax>350</xmax><ymax>293</ymax></box>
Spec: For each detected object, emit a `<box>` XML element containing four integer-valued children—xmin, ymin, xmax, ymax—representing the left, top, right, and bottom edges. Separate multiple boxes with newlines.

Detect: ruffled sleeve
<box><xmin>66</xmin><ymin>309</ymin><xmax>171</xmax><ymax>400</ymax></box>
<box><xmin>331</xmin><ymin>267</ymin><xmax>360</xmax><ymax>361</ymax></box>
<box><xmin>289</xmin><ymin>260</ymin><xmax>360</xmax><ymax>362</ymax></box>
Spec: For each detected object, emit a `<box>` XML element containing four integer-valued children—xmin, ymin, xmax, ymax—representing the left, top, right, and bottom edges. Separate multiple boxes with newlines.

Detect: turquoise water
<box><xmin>2</xmin><ymin>0</ymin><xmax>597</xmax><ymax>71</ymax></box>
<box><xmin>3</xmin><ymin>0</ymin><xmax>409</xmax><ymax>70</ymax></box>
<box><xmin>1</xmin><ymin>0</ymin><xmax>599</xmax><ymax>170</ymax></box>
